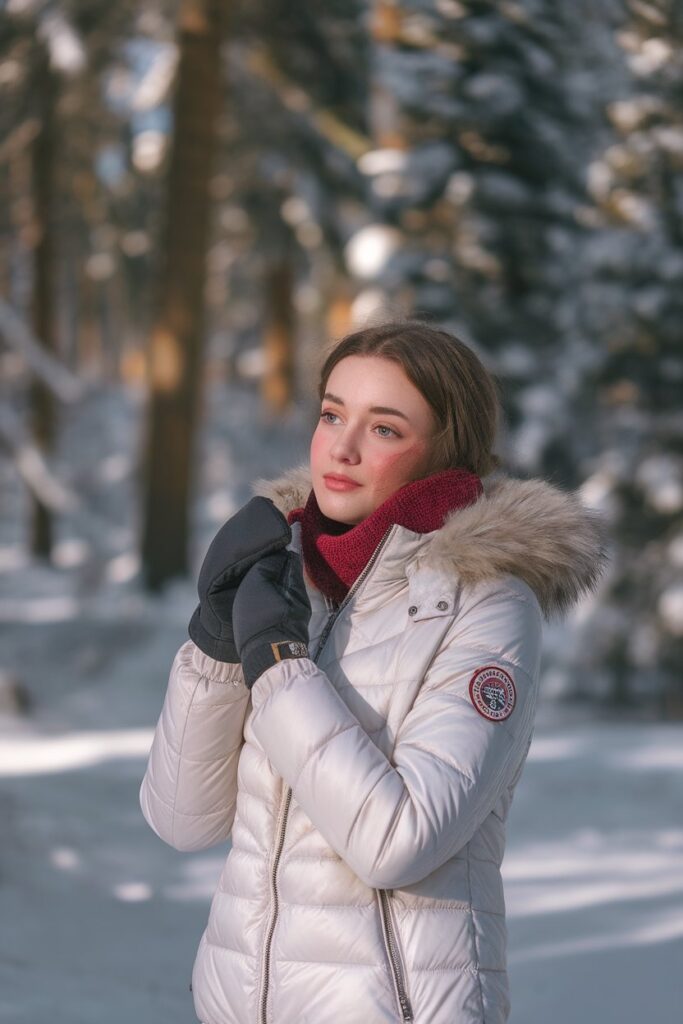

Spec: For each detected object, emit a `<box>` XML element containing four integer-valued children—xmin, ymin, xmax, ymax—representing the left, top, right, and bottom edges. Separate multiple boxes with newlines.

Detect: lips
<box><xmin>324</xmin><ymin>474</ymin><xmax>360</xmax><ymax>485</ymax></box>
<box><xmin>321</xmin><ymin>471</ymin><xmax>360</xmax><ymax>491</ymax></box>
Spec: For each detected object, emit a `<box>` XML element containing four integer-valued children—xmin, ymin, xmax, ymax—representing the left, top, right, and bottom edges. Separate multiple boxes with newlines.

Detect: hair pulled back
<box><xmin>317</xmin><ymin>319</ymin><xmax>503</xmax><ymax>478</ymax></box>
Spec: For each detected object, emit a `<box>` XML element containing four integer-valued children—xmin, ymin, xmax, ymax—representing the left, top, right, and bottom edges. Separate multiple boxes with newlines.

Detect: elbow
<box><xmin>355</xmin><ymin>816</ymin><xmax>497</xmax><ymax>890</ymax></box>
<box><xmin>169</xmin><ymin>815</ymin><xmax>234</xmax><ymax>852</ymax></box>
<box><xmin>139</xmin><ymin>778</ymin><xmax>232</xmax><ymax>853</ymax></box>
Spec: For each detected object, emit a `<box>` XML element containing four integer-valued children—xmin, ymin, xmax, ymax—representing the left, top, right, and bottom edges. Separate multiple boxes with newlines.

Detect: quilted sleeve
<box><xmin>248</xmin><ymin>583</ymin><xmax>542</xmax><ymax>889</ymax></box>
<box><xmin>139</xmin><ymin>638</ymin><xmax>251</xmax><ymax>852</ymax></box>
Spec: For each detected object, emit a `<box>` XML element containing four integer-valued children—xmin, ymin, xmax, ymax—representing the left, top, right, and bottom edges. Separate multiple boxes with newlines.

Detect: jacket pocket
<box><xmin>377</xmin><ymin>889</ymin><xmax>414</xmax><ymax>1022</ymax></box>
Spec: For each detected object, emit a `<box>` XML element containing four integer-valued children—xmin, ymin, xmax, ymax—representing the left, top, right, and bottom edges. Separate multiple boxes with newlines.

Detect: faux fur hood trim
<box><xmin>251</xmin><ymin>462</ymin><xmax>610</xmax><ymax>620</ymax></box>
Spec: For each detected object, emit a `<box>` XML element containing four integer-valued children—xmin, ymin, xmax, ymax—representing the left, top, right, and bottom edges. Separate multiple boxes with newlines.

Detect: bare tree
<box><xmin>140</xmin><ymin>0</ymin><xmax>225</xmax><ymax>590</ymax></box>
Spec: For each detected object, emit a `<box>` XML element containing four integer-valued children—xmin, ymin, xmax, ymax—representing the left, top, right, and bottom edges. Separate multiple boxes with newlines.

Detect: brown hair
<box><xmin>317</xmin><ymin>319</ymin><xmax>504</xmax><ymax>478</ymax></box>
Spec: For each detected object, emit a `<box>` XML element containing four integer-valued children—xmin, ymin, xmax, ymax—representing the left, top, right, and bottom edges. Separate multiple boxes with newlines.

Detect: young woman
<box><xmin>140</xmin><ymin>320</ymin><xmax>608</xmax><ymax>1024</ymax></box>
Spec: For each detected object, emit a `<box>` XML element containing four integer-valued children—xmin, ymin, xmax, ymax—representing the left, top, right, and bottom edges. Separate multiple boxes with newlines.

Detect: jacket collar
<box><xmin>251</xmin><ymin>462</ymin><xmax>609</xmax><ymax>620</ymax></box>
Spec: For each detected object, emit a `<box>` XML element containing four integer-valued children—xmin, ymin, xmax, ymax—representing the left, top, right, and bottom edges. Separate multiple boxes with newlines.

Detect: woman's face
<box><xmin>310</xmin><ymin>355</ymin><xmax>438</xmax><ymax>525</ymax></box>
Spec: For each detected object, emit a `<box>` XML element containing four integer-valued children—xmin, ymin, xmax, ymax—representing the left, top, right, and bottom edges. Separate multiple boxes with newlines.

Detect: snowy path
<box><xmin>1</xmin><ymin>611</ymin><xmax>681</xmax><ymax>1023</ymax></box>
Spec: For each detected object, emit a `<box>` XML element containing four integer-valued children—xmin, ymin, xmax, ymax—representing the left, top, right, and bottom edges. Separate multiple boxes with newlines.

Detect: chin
<box><xmin>316</xmin><ymin>491</ymin><xmax>364</xmax><ymax>526</ymax></box>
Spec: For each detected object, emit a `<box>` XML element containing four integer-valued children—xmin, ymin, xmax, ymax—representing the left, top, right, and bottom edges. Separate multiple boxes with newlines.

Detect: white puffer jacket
<box><xmin>140</xmin><ymin>465</ymin><xmax>607</xmax><ymax>1024</ymax></box>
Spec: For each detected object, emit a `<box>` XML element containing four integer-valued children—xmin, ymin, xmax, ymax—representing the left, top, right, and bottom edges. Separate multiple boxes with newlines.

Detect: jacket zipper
<box><xmin>378</xmin><ymin>888</ymin><xmax>413</xmax><ymax>1022</ymax></box>
<box><xmin>257</xmin><ymin>785</ymin><xmax>292</xmax><ymax>1024</ymax></box>
<box><xmin>257</xmin><ymin>525</ymin><xmax>397</xmax><ymax>1024</ymax></box>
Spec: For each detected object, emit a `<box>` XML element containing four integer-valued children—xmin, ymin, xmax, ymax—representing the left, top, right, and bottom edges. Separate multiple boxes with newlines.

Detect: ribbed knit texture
<box><xmin>287</xmin><ymin>468</ymin><xmax>483</xmax><ymax>604</ymax></box>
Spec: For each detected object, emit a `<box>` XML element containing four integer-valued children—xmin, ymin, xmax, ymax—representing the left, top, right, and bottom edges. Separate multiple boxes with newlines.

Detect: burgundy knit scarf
<box><xmin>286</xmin><ymin>468</ymin><xmax>483</xmax><ymax>605</ymax></box>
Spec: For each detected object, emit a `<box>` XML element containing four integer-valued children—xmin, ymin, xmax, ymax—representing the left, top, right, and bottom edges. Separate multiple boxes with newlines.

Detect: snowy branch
<box><xmin>0</xmin><ymin>299</ymin><xmax>84</xmax><ymax>403</ymax></box>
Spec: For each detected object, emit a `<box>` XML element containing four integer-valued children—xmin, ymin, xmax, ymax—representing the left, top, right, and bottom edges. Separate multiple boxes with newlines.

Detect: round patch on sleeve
<box><xmin>468</xmin><ymin>665</ymin><xmax>517</xmax><ymax>722</ymax></box>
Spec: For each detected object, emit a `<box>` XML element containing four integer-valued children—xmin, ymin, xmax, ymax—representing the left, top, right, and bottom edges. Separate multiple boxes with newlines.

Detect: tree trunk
<box><xmin>262</xmin><ymin>255</ymin><xmax>295</xmax><ymax>415</ymax></box>
<box><xmin>140</xmin><ymin>0</ymin><xmax>224</xmax><ymax>591</ymax></box>
<box><xmin>28</xmin><ymin>47</ymin><xmax>58</xmax><ymax>559</ymax></box>
<box><xmin>77</xmin><ymin>244</ymin><xmax>101</xmax><ymax>377</ymax></box>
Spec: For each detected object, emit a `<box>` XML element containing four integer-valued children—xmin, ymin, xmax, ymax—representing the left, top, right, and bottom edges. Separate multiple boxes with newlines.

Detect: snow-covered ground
<box><xmin>1</xmin><ymin>377</ymin><xmax>681</xmax><ymax>1022</ymax></box>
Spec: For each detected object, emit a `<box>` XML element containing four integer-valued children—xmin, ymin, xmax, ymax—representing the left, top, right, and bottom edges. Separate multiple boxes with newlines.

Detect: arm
<box><xmin>248</xmin><ymin>583</ymin><xmax>542</xmax><ymax>889</ymax></box>
<box><xmin>139</xmin><ymin>639</ymin><xmax>251</xmax><ymax>852</ymax></box>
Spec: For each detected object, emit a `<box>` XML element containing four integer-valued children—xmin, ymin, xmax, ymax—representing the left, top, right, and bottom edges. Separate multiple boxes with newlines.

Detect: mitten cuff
<box><xmin>241</xmin><ymin>637</ymin><xmax>310</xmax><ymax>689</ymax></box>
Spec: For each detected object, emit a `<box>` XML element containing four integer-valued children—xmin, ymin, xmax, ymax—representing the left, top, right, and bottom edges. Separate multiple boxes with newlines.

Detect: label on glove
<box><xmin>270</xmin><ymin>640</ymin><xmax>309</xmax><ymax>662</ymax></box>
<box><xmin>468</xmin><ymin>665</ymin><xmax>516</xmax><ymax>722</ymax></box>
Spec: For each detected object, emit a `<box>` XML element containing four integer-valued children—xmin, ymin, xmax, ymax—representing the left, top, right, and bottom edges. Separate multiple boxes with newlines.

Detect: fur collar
<box><xmin>251</xmin><ymin>463</ymin><xmax>609</xmax><ymax>620</ymax></box>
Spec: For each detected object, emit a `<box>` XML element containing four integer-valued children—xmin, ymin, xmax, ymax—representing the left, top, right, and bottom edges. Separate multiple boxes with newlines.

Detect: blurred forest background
<box><xmin>1</xmin><ymin>3</ymin><xmax>683</xmax><ymax>1022</ymax></box>
<box><xmin>0</xmin><ymin>0</ymin><xmax>682</xmax><ymax>721</ymax></box>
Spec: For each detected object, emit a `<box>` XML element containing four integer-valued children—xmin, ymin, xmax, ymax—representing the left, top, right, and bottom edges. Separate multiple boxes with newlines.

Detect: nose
<box><xmin>329</xmin><ymin>424</ymin><xmax>361</xmax><ymax>464</ymax></box>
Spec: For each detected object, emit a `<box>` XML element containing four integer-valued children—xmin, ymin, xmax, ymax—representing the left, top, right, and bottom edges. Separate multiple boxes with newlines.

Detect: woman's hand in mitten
<box><xmin>188</xmin><ymin>496</ymin><xmax>291</xmax><ymax>663</ymax></box>
<box><xmin>232</xmin><ymin>549</ymin><xmax>312</xmax><ymax>689</ymax></box>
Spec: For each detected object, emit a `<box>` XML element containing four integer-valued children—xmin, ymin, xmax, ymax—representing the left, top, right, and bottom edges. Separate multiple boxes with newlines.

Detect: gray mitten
<box><xmin>232</xmin><ymin>549</ymin><xmax>312</xmax><ymax>688</ymax></box>
<box><xmin>188</xmin><ymin>497</ymin><xmax>292</xmax><ymax>663</ymax></box>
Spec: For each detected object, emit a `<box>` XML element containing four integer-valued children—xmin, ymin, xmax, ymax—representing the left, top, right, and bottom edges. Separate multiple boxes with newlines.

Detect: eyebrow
<box><xmin>322</xmin><ymin>392</ymin><xmax>410</xmax><ymax>422</ymax></box>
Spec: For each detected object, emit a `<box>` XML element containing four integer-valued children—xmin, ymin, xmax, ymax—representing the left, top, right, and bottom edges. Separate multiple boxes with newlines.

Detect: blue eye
<box><xmin>320</xmin><ymin>411</ymin><xmax>399</xmax><ymax>439</ymax></box>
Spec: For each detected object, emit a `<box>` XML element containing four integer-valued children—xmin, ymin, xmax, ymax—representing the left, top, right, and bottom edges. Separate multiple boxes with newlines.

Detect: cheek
<box><xmin>310</xmin><ymin>428</ymin><xmax>324</xmax><ymax>465</ymax></box>
<box><xmin>371</xmin><ymin>441</ymin><xmax>430</xmax><ymax>486</ymax></box>
<box><xmin>310</xmin><ymin>428</ymin><xmax>331</xmax><ymax>480</ymax></box>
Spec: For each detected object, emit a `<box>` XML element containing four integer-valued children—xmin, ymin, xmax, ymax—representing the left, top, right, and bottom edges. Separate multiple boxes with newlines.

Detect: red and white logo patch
<box><xmin>468</xmin><ymin>665</ymin><xmax>516</xmax><ymax>722</ymax></box>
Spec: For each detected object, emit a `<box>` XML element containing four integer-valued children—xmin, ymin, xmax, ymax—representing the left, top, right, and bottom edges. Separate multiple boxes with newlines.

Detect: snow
<box><xmin>0</xmin><ymin>378</ymin><xmax>680</xmax><ymax>1023</ymax></box>
<box><xmin>344</xmin><ymin>223</ymin><xmax>404</xmax><ymax>279</ymax></box>
<box><xmin>505</xmin><ymin>710</ymin><xmax>683</xmax><ymax>1021</ymax></box>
